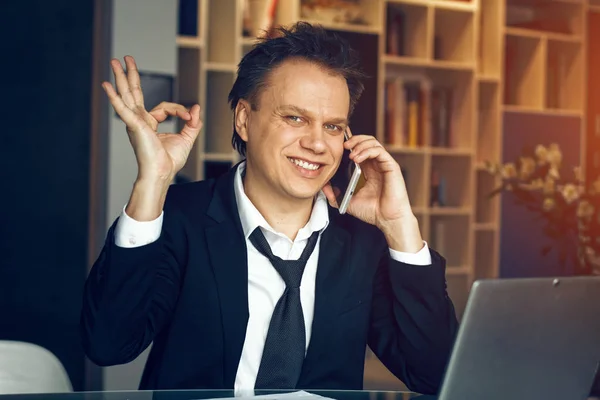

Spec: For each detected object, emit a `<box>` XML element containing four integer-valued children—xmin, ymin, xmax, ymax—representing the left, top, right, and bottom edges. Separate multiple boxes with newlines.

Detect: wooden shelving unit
<box><xmin>174</xmin><ymin>0</ymin><xmax>589</xmax><ymax>390</ymax></box>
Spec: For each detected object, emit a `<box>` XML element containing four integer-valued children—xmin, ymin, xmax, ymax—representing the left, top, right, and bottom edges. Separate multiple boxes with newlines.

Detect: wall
<box><xmin>0</xmin><ymin>0</ymin><xmax>95</xmax><ymax>391</ymax></box>
<box><xmin>102</xmin><ymin>0</ymin><xmax>178</xmax><ymax>390</ymax></box>
<box><xmin>500</xmin><ymin>113</ymin><xmax>582</xmax><ymax>278</ymax></box>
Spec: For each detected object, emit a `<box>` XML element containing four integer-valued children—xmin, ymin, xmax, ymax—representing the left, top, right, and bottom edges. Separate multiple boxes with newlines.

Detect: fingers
<box><xmin>124</xmin><ymin>56</ymin><xmax>145</xmax><ymax>107</ymax></box>
<box><xmin>102</xmin><ymin>81</ymin><xmax>144</xmax><ymax>129</ymax></box>
<box><xmin>110</xmin><ymin>58</ymin><xmax>136</xmax><ymax>108</ymax></box>
<box><xmin>150</xmin><ymin>102</ymin><xmax>192</xmax><ymax>123</ymax></box>
<box><xmin>179</xmin><ymin>104</ymin><xmax>203</xmax><ymax>142</ymax></box>
<box><xmin>343</xmin><ymin>135</ymin><xmax>396</xmax><ymax>166</ymax></box>
<box><xmin>348</xmin><ymin>137</ymin><xmax>383</xmax><ymax>156</ymax></box>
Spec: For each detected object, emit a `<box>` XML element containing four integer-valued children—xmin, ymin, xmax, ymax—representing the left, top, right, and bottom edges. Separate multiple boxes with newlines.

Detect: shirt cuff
<box><xmin>388</xmin><ymin>241</ymin><xmax>432</xmax><ymax>266</ymax></box>
<box><xmin>114</xmin><ymin>205</ymin><xmax>164</xmax><ymax>248</ymax></box>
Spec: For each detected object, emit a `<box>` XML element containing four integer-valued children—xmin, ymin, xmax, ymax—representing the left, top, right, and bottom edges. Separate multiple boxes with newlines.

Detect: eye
<box><xmin>324</xmin><ymin>124</ymin><xmax>343</xmax><ymax>132</ymax></box>
<box><xmin>286</xmin><ymin>115</ymin><xmax>303</xmax><ymax>123</ymax></box>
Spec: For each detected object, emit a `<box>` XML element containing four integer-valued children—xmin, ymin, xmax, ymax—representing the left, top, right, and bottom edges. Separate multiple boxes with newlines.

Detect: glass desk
<box><xmin>0</xmin><ymin>390</ymin><xmax>434</xmax><ymax>400</ymax></box>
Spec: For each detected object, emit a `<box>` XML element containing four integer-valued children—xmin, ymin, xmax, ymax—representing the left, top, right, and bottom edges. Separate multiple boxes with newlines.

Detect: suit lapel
<box><xmin>300</xmin><ymin>211</ymin><xmax>352</xmax><ymax>380</ymax></box>
<box><xmin>205</xmin><ymin>166</ymin><xmax>249</xmax><ymax>387</ymax></box>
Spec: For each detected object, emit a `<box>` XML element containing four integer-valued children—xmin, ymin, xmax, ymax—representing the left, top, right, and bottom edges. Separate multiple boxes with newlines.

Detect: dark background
<box><xmin>0</xmin><ymin>0</ymin><xmax>99</xmax><ymax>391</ymax></box>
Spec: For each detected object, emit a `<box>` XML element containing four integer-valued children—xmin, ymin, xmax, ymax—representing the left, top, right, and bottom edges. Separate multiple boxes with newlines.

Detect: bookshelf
<box><xmin>174</xmin><ymin>0</ymin><xmax>588</xmax><ymax>390</ymax></box>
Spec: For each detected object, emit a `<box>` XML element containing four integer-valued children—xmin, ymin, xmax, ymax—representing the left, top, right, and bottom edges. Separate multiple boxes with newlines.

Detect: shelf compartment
<box><xmin>505</xmin><ymin>0</ymin><xmax>584</xmax><ymax>36</ymax></box>
<box><xmin>474</xmin><ymin>230</ymin><xmax>497</xmax><ymax>281</ymax></box>
<box><xmin>429</xmin><ymin>214</ymin><xmax>471</xmax><ymax>267</ymax></box>
<box><xmin>300</xmin><ymin>0</ymin><xmax>381</xmax><ymax>34</ymax></box>
<box><xmin>503</xmin><ymin>33</ymin><xmax>545</xmax><ymax>109</ymax></box>
<box><xmin>545</xmin><ymin>39</ymin><xmax>583</xmax><ymax>112</ymax></box>
<box><xmin>177</xmin><ymin>47</ymin><xmax>202</xmax><ymax>107</ymax></box>
<box><xmin>430</xmin><ymin>154</ymin><xmax>472</xmax><ymax>208</ymax></box>
<box><xmin>478</xmin><ymin>0</ymin><xmax>503</xmax><ymax>78</ymax></box>
<box><xmin>204</xmin><ymin>71</ymin><xmax>235</xmax><ymax>154</ymax></box>
<box><xmin>432</xmin><ymin>7</ymin><xmax>475</xmax><ymax>63</ymax></box>
<box><xmin>207</xmin><ymin>0</ymin><xmax>237</xmax><ymax>63</ymax></box>
<box><xmin>385</xmin><ymin>62</ymin><xmax>474</xmax><ymax>150</ymax></box>
<box><xmin>178</xmin><ymin>0</ymin><xmax>201</xmax><ymax>37</ymax></box>
<box><xmin>475</xmin><ymin>169</ymin><xmax>500</xmax><ymax>224</ymax></box>
<box><xmin>385</xmin><ymin>2</ymin><xmax>431</xmax><ymax>59</ymax></box>
<box><xmin>446</xmin><ymin>273</ymin><xmax>471</xmax><ymax>320</ymax></box>
<box><xmin>393</xmin><ymin>152</ymin><xmax>428</xmax><ymax>209</ymax></box>
<box><xmin>477</xmin><ymin>80</ymin><xmax>501</xmax><ymax>164</ymax></box>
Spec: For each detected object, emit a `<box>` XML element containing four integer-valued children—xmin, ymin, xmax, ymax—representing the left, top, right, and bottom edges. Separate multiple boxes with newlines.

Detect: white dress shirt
<box><xmin>114</xmin><ymin>162</ymin><xmax>432</xmax><ymax>395</ymax></box>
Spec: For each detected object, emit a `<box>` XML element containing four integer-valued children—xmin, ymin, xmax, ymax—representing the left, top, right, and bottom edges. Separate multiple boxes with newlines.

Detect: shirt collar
<box><xmin>233</xmin><ymin>161</ymin><xmax>330</xmax><ymax>241</ymax></box>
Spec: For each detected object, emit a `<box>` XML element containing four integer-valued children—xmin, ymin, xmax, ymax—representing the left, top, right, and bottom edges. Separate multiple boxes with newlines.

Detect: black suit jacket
<box><xmin>80</xmin><ymin>166</ymin><xmax>459</xmax><ymax>395</ymax></box>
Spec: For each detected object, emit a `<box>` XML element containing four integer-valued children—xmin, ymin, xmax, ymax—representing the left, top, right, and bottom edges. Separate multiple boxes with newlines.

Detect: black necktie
<box><xmin>249</xmin><ymin>227</ymin><xmax>320</xmax><ymax>389</ymax></box>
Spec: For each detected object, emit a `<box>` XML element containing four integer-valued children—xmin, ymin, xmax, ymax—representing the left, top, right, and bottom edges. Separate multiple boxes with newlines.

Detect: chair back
<box><xmin>0</xmin><ymin>341</ymin><xmax>72</xmax><ymax>394</ymax></box>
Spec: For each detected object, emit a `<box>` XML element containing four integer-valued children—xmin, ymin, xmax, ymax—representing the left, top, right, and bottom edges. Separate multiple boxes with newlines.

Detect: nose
<box><xmin>299</xmin><ymin>124</ymin><xmax>327</xmax><ymax>154</ymax></box>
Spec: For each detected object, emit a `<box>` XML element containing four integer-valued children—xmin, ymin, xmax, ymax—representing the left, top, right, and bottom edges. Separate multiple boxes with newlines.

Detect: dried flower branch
<box><xmin>485</xmin><ymin>143</ymin><xmax>600</xmax><ymax>275</ymax></box>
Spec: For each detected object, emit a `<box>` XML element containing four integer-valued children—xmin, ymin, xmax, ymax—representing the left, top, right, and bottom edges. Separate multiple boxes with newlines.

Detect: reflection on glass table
<box><xmin>0</xmin><ymin>389</ymin><xmax>434</xmax><ymax>400</ymax></box>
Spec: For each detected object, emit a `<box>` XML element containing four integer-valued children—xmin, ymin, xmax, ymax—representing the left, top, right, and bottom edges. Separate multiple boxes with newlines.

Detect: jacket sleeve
<box><xmin>367</xmin><ymin>241</ymin><xmax>459</xmax><ymax>395</ymax></box>
<box><xmin>80</xmin><ymin>209</ymin><xmax>187</xmax><ymax>366</ymax></box>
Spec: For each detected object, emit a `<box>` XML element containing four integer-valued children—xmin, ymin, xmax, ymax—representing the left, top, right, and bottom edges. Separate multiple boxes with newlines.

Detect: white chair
<box><xmin>0</xmin><ymin>340</ymin><xmax>72</xmax><ymax>394</ymax></box>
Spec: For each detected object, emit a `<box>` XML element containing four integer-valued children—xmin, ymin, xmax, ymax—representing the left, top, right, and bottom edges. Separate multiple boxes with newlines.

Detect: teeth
<box><xmin>289</xmin><ymin>158</ymin><xmax>320</xmax><ymax>171</ymax></box>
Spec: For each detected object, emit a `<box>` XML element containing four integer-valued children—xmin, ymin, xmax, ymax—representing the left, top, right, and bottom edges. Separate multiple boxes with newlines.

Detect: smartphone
<box><xmin>329</xmin><ymin>132</ymin><xmax>362</xmax><ymax>214</ymax></box>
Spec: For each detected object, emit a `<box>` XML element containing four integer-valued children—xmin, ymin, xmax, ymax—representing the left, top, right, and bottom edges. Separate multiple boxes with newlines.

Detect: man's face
<box><xmin>236</xmin><ymin>58</ymin><xmax>351</xmax><ymax>201</ymax></box>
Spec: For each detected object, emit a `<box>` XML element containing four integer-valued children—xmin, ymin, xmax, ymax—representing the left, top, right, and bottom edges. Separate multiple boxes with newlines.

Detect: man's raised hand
<box><xmin>102</xmin><ymin>55</ymin><xmax>203</xmax><ymax>221</ymax></box>
<box><xmin>102</xmin><ymin>55</ymin><xmax>202</xmax><ymax>184</ymax></box>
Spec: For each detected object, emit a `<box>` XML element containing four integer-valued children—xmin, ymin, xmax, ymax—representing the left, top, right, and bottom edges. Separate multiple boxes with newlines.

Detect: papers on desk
<box><xmin>196</xmin><ymin>390</ymin><xmax>334</xmax><ymax>400</ymax></box>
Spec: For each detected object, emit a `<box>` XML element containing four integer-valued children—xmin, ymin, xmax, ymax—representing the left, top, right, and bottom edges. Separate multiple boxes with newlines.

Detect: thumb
<box><xmin>179</xmin><ymin>104</ymin><xmax>203</xmax><ymax>142</ymax></box>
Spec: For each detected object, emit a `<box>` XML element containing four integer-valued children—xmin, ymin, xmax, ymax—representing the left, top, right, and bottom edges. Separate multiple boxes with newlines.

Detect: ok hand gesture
<box><xmin>103</xmin><ymin>56</ymin><xmax>202</xmax><ymax>184</ymax></box>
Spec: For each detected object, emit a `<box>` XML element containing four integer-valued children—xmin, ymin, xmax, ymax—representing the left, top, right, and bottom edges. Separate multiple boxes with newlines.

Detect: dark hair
<box><xmin>228</xmin><ymin>21</ymin><xmax>367</xmax><ymax>156</ymax></box>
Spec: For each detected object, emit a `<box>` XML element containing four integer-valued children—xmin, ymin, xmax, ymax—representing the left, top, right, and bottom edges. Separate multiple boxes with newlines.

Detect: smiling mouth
<box><xmin>288</xmin><ymin>157</ymin><xmax>322</xmax><ymax>171</ymax></box>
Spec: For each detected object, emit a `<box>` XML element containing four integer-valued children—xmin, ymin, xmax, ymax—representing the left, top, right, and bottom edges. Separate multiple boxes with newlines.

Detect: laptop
<box><xmin>438</xmin><ymin>276</ymin><xmax>600</xmax><ymax>400</ymax></box>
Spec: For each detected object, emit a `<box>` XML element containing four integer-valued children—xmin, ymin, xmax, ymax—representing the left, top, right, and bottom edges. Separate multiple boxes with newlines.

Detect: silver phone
<box><xmin>330</xmin><ymin>132</ymin><xmax>362</xmax><ymax>214</ymax></box>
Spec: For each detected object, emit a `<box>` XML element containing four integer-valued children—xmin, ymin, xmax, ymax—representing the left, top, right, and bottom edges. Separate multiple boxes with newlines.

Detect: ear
<box><xmin>234</xmin><ymin>99</ymin><xmax>251</xmax><ymax>142</ymax></box>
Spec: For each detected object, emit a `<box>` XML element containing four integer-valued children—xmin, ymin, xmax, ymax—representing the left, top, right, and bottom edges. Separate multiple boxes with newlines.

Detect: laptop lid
<box><xmin>439</xmin><ymin>276</ymin><xmax>600</xmax><ymax>400</ymax></box>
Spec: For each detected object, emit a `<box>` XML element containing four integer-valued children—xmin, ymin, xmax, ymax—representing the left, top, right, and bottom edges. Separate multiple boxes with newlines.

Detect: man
<box><xmin>81</xmin><ymin>22</ymin><xmax>458</xmax><ymax>395</ymax></box>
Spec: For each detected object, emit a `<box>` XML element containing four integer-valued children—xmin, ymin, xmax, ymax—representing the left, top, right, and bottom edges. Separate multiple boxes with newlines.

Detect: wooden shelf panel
<box><xmin>202</xmin><ymin>152</ymin><xmax>235</xmax><ymax>162</ymax></box>
<box><xmin>394</xmin><ymin>152</ymin><xmax>428</xmax><ymax>209</ymax></box>
<box><xmin>300</xmin><ymin>19</ymin><xmax>381</xmax><ymax>34</ymax></box>
<box><xmin>505</xmin><ymin>27</ymin><xmax>582</xmax><ymax>43</ymax></box>
<box><xmin>474</xmin><ymin>222</ymin><xmax>497</xmax><ymax>231</ymax></box>
<box><xmin>475</xmin><ymin>169</ymin><xmax>500</xmax><ymax>224</ymax></box>
<box><xmin>384</xmin><ymin>55</ymin><xmax>475</xmax><ymax>71</ymax></box>
<box><xmin>177</xmin><ymin>35</ymin><xmax>204</xmax><ymax>49</ymax></box>
<box><xmin>204</xmin><ymin>62</ymin><xmax>238</xmax><ymax>73</ymax></box>
<box><xmin>478</xmin><ymin>0</ymin><xmax>503</xmax><ymax>77</ymax></box>
<box><xmin>474</xmin><ymin>229</ymin><xmax>498</xmax><ymax>281</ymax></box>
<box><xmin>388</xmin><ymin>0</ymin><xmax>475</xmax><ymax>12</ymax></box>
<box><xmin>477</xmin><ymin>80</ymin><xmax>501</xmax><ymax>163</ymax></box>
<box><xmin>446</xmin><ymin>273</ymin><xmax>471</xmax><ymax>320</ymax></box>
<box><xmin>429</xmin><ymin>214</ymin><xmax>472</xmax><ymax>271</ymax></box>
<box><xmin>503</xmin><ymin>105</ymin><xmax>583</xmax><ymax>117</ymax></box>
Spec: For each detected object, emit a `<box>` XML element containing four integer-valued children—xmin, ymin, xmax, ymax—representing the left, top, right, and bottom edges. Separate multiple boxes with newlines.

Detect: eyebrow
<box><xmin>277</xmin><ymin>104</ymin><xmax>349</xmax><ymax>125</ymax></box>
